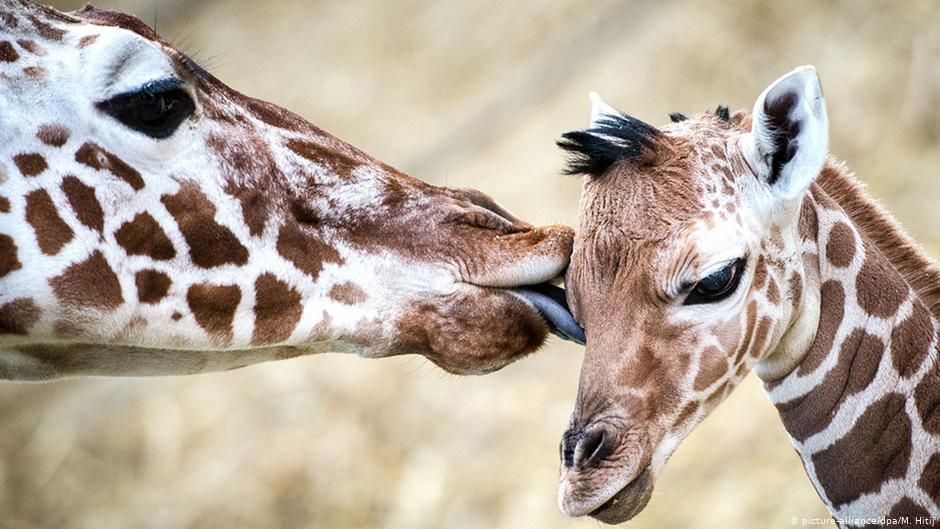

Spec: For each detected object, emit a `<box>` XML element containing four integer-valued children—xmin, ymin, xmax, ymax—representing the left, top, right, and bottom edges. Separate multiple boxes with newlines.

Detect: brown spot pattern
<box><xmin>161</xmin><ymin>184</ymin><xmax>249</xmax><ymax>268</ymax></box>
<box><xmin>0</xmin><ymin>234</ymin><xmax>21</xmax><ymax>277</ymax></box>
<box><xmin>16</xmin><ymin>39</ymin><xmax>44</xmax><ymax>55</ymax></box>
<box><xmin>920</xmin><ymin>453</ymin><xmax>940</xmax><ymax>505</ymax></box>
<box><xmin>285</xmin><ymin>139</ymin><xmax>360</xmax><ymax>176</ymax></box>
<box><xmin>0</xmin><ymin>195</ymin><xmax>9</xmax><ymax>213</ymax></box>
<box><xmin>826</xmin><ymin>222</ymin><xmax>856</xmax><ymax>268</ymax></box>
<box><xmin>777</xmin><ymin>328</ymin><xmax>884</xmax><ymax>441</ymax></box>
<box><xmin>50</xmin><ymin>251</ymin><xmax>123</xmax><ymax>310</ymax></box>
<box><xmin>0</xmin><ymin>40</ymin><xmax>18</xmax><ymax>62</ymax></box>
<box><xmin>693</xmin><ymin>348</ymin><xmax>726</xmax><ymax>391</ymax></box>
<box><xmin>75</xmin><ymin>142</ymin><xmax>144</xmax><ymax>191</ymax></box>
<box><xmin>855</xmin><ymin>248</ymin><xmax>907</xmax><ymax>318</ymax></box>
<box><xmin>915</xmin><ymin>371</ymin><xmax>940</xmax><ymax>435</ymax></box>
<box><xmin>887</xmin><ymin>497</ymin><xmax>930</xmax><ymax>524</ymax></box>
<box><xmin>252</xmin><ymin>273</ymin><xmax>303</xmax><ymax>345</ymax></box>
<box><xmin>890</xmin><ymin>299</ymin><xmax>933</xmax><ymax>379</ymax></box>
<box><xmin>797</xmin><ymin>281</ymin><xmax>845</xmax><ymax>376</ymax></box>
<box><xmin>25</xmin><ymin>188</ymin><xmax>73</xmax><ymax>255</ymax></box>
<box><xmin>0</xmin><ymin>298</ymin><xmax>40</xmax><ymax>335</ymax></box>
<box><xmin>115</xmin><ymin>213</ymin><xmax>176</xmax><ymax>260</ymax></box>
<box><xmin>27</xmin><ymin>15</ymin><xmax>65</xmax><ymax>41</ymax></box>
<box><xmin>276</xmin><ymin>223</ymin><xmax>343</xmax><ymax>280</ymax></box>
<box><xmin>186</xmin><ymin>283</ymin><xmax>241</xmax><ymax>343</ymax></box>
<box><xmin>224</xmin><ymin>181</ymin><xmax>269</xmax><ymax>237</ymax></box>
<box><xmin>77</xmin><ymin>34</ymin><xmax>98</xmax><ymax>48</ymax></box>
<box><xmin>135</xmin><ymin>270</ymin><xmax>171</xmax><ymax>304</ymax></box>
<box><xmin>61</xmin><ymin>176</ymin><xmax>103</xmax><ymax>233</ymax></box>
<box><xmin>37</xmin><ymin>125</ymin><xmax>69</xmax><ymax>147</ymax></box>
<box><xmin>13</xmin><ymin>153</ymin><xmax>47</xmax><ymax>177</ymax></box>
<box><xmin>329</xmin><ymin>281</ymin><xmax>367</xmax><ymax>305</ymax></box>
<box><xmin>811</xmin><ymin>393</ymin><xmax>911</xmax><ymax>508</ymax></box>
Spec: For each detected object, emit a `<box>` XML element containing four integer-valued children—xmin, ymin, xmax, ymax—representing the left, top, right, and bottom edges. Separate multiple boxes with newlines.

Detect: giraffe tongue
<box><xmin>512</xmin><ymin>284</ymin><xmax>586</xmax><ymax>345</ymax></box>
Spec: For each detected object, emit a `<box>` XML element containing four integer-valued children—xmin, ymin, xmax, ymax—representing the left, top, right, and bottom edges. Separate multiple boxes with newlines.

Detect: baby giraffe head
<box><xmin>557</xmin><ymin>66</ymin><xmax>828</xmax><ymax>523</ymax></box>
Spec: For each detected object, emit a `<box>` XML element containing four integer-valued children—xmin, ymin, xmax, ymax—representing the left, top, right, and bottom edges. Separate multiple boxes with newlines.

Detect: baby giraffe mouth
<box><xmin>589</xmin><ymin>467</ymin><xmax>654</xmax><ymax>524</ymax></box>
<box><xmin>511</xmin><ymin>284</ymin><xmax>585</xmax><ymax>345</ymax></box>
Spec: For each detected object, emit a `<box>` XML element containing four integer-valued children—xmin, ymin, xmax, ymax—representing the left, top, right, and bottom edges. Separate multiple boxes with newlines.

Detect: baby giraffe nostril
<box><xmin>574</xmin><ymin>427</ymin><xmax>614</xmax><ymax>469</ymax></box>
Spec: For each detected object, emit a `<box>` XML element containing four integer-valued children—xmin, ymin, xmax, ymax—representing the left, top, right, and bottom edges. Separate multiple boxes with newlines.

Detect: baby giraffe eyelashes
<box><xmin>683</xmin><ymin>257</ymin><xmax>746</xmax><ymax>306</ymax></box>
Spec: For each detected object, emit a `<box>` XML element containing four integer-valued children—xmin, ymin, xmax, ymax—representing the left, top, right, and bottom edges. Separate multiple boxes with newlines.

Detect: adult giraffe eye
<box><xmin>97</xmin><ymin>79</ymin><xmax>195</xmax><ymax>139</ymax></box>
<box><xmin>684</xmin><ymin>258</ymin><xmax>746</xmax><ymax>306</ymax></box>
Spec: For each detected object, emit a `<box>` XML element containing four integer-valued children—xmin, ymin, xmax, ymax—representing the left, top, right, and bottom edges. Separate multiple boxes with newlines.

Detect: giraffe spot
<box><xmin>825</xmin><ymin>222</ymin><xmax>856</xmax><ymax>268</ymax></box>
<box><xmin>244</xmin><ymin>96</ymin><xmax>313</xmax><ymax>131</ymax></box>
<box><xmin>75</xmin><ymin>142</ymin><xmax>144</xmax><ymax>191</ymax></box>
<box><xmin>13</xmin><ymin>153</ymin><xmax>47</xmax><ymax>177</ymax></box>
<box><xmin>115</xmin><ymin>213</ymin><xmax>176</xmax><ymax>260</ymax></box>
<box><xmin>0</xmin><ymin>234</ymin><xmax>21</xmax><ymax>277</ymax></box>
<box><xmin>914</xmin><ymin>371</ymin><xmax>940</xmax><ymax>435</ymax></box>
<box><xmin>890</xmin><ymin>299</ymin><xmax>933</xmax><ymax>379</ymax></box>
<box><xmin>171</xmin><ymin>311</ymin><xmax>183</xmax><ymax>321</ymax></box>
<box><xmin>23</xmin><ymin>66</ymin><xmax>46</xmax><ymax>80</ymax></box>
<box><xmin>27</xmin><ymin>15</ymin><xmax>65</xmax><ymax>41</ymax></box>
<box><xmin>186</xmin><ymin>283</ymin><xmax>241</xmax><ymax>343</ymax></box>
<box><xmin>856</xmin><ymin>247</ymin><xmax>907</xmax><ymax>318</ymax></box>
<box><xmin>135</xmin><ymin>270</ymin><xmax>171</xmax><ymax>304</ymax></box>
<box><xmin>811</xmin><ymin>393</ymin><xmax>911</xmax><ymax>508</ymax></box>
<box><xmin>752</xmin><ymin>256</ymin><xmax>768</xmax><ymax>291</ymax></box>
<box><xmin>77</xmin><ymin>34</ymin><xmax>98</xmax><ymax>48</ymax></box>
<box><xmin>778</xmin><ymin>328</ymin><xmax>884</xmax><ymax>441</ymax></box>
<box><xmin>750</xmin><ymin>316</ymin><xmax>773</xmax><ymax>359</ymax></box>
<box><xmin>888</xmin><ymin>497</ymin><xmax>930</xmax><ymax>523</ymax></box>
<box><xmin>329</xmin><ymin>281</ymin><xmax>367</xmax><ymax>305</ymax></box>
<box><xmin>1</xmin><ymin>12</ymin><xmax>18</xmax><ymax>29</ymax></box>
<box><xmin>0</xmin><ymin>40</ymin><xmax>19</xmax><ymax>62</ymax></box>
<box><xmin>673</xmin><ymin>401</ymin><xmax>698</xmax><ymax>427</ymax></box>
<box><xmin>693</xmin><ymin>347</ymin><xmax>727</xmax><ymax>391</ymax></box>
<box><xmin>797</xmin><ymin>280</ymin><xmax>844</xmax><ymax>376</ymax></box>
<box><xmin>0</xmin><ymin>195</ymin><xmax>9</xmax><ymax>213</ymax></box>
<box><xmin>37</xmin><ymin>125</ymin><xmax>70</xmax><ymax>147</ymax></box>
<box><xmin>733</xmin><ymin>301</ymin><xmax>759</xmax><ymax>364</ymax></box>
<box><xmin>766</xmin><ymin>276</ymin><xmax>780</xmax><ymax>305</ymax></box>
<box><xmin>16</xmin><ymin>39</ymin><xmax>45</xmax><ymax>56</ymax></box>
<box><xmin>161</xmin><ymin>184</ymin><xmax>249</xmax><ymax>268</ymax></box>
<box><xmin>0</xmin><ymin>298</ymin><xmax>40</xmax><ymax>335</ymax></box>
<box><xmin>798</xmin><ymin>197</ymin><xmax>818</xmax><ymax>241</ymax></box>
<box><xmin>224</xmin><ymin>180</ymin><xmax>269</xmax><ymax>237</ymax></box>
<box><xmin>285</xmin><ymin>139</ymin><xmax>360</xmax><ymax>177</ymax></box>
<box><xmin>252</xmin><ymin>273</ymin><xmax>303</xmax><ymax>345</ymax></box>
<box><xmin>920</xmin><ymin>453</ymin><xmax>940</xmax><ymax>505</ymax></box>
<box><xmin>61</xmin><ymin>176</ymin><xmax>103</xmax><ymax>233</ymax></box>
<box><xmin>787</xmin><ymin>272</ymin><xmax>803</xmax><ymax>304</ymax></box>
<box><xmin>276</xmin><ymin>223</ymin><xmax>343</xmax><ymax>280</ymax></box>
<box><xmin>620</xmin><ymin>345</ymin><xmax>665</xmax><ymax>388</ymax></box>
<box><xmin>25</xmin><ymin>188</ymin><xmax>73</xmax><ymax>255</ymax></box>
<box><xmin>50</xmin><ymin>251</ymin><xmax>123</xmax><ymax>310</ymax></box>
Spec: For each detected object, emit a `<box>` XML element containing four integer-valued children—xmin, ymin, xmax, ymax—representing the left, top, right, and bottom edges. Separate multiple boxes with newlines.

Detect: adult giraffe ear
<box><xmin>746</xmin><ymin>65</ymin><xmax>828</xmax><ymax>202</ymax></box>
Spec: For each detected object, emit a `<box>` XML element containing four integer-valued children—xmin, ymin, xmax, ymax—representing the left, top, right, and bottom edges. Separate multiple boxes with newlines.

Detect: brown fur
<box><xmin>0</xmin><ymin>298</ymin><xmax>40</xmax><ymax>335</ymax></box>
<box><xmin>0</xmin><ymin>195</ymin><xmax>9</xmax><ymax>213</ymax></box>
<box><xmin>0</xmin><ymin>234</ymin><xmax>21</xmax><ymax>277</ymax></box>
<box><xmin>134</xmin><ymin>270</ymin><xmax>171</xmax><ymax>304</ymax></box>
<box><xmin>74</xmin><ymin>142</ymin><xmax>144</xmax><ymax>191</ymax></box>
<box><xmin>161</xmin><ymin>184</ymin><xmax>249</xmax><ymax>268</ymax></box>
<box><xmin>252</xmin><ymin>273</ymin><xmax>303</xmax><ymax>345</ymax></box>
<box><xmin>186</xmin><ymin>283</ymin><xmax>240</xmax><ymax>344</ymax></box>
<box><xmin>276</xmin><ymin>223</ymin><xmax>344</xmax><ymax>280</ymax></box>
<box><xmin>0</xmin><ymin>40</ymin><xmax>19</xmax><ymax>62</ymax></box>
<box><xmin>50</xmin><ymin>251</ymin><xmax>123</xmax><ymax>310</ymax></box>
<box><xmin>329</xmin><ymin>281</ymin><xmax>367</xmax><ymax>305</ymax></box>
<box><xmin>13</xmin><ymin>152</ymin><xmax>46</xmax><ymax>177</ymax></box>
<box><xmin>36</xmin><ymin>124</ymin><xmax>69</xmax><ymax>147</ymax></box>
<box><xmin>25</xmin><ymin>188</ymin><xmax>73</xmax><ymax>255</ymax></box>
<box><xmin>60</xmin><ymin>175</ymin><xmax>103</xmax><ymax>233</ymax></box>
<box><xmin>115</xmin><ymin>213</ymin><xmax>176</xmax><ymax>260</ymax></box>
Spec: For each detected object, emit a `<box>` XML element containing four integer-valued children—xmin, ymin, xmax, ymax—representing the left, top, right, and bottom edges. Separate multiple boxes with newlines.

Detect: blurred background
<box><xmin>3</xmin><ymin>0</ymin><xmax>940</xmax><ymax>527</ymax></box>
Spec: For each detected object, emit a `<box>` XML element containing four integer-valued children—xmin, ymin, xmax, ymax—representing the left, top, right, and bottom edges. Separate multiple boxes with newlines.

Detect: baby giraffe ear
<box><xmin>746</xmin><ymin>65</ymin><xmax>828</xmax><ymax>201</ymax></box>
<box><xmin>588</xmin><ymin>91</ymin><xmax>622</xmax><ymax>128</ymax></box>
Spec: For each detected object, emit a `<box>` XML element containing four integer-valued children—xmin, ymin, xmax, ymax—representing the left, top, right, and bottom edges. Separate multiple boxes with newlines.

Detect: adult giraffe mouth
<box><xmin>511</xmin><ymin>284</ymin><xmax>585</xmax><ymax>345</ymax></box>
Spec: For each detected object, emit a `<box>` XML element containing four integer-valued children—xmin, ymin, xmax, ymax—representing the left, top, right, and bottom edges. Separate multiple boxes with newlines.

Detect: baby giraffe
<box><xmin>0</xmin><ymin>0</ymin><xmax>583</xmax><ymax>379</ymax></box>
<box><xmin>557</xmin><ymin>66</ymin><xmax>940</xmax><ymax>526</ymax></box>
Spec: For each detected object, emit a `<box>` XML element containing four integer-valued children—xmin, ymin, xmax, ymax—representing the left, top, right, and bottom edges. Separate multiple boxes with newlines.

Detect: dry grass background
<box><xmin>3</xmin><ymin>1</ymin><xmax>940</xmax><ymax>528</ymax></box>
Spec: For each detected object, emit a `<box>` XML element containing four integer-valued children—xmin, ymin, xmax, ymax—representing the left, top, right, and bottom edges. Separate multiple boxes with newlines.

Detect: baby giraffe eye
<box><xmin>684</xmin><ymin>258</ymin><xmax>746</xmax><ymax>306</ymax></box>
<box><xmin>96</xmin><ymin>79</ymin><xmax>195</xmax><ymax>139</ymax></box>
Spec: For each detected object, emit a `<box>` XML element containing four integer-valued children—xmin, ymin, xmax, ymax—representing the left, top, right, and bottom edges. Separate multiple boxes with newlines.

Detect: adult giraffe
<box><xmin>557</xmin><ymin>66</ymin><xmax>940</xmax><ymax>526</ymax></box>
<box><xmin>0</xmin><ymin>0</ymin><xmax>583</xmax><ymax>380</ymax></box>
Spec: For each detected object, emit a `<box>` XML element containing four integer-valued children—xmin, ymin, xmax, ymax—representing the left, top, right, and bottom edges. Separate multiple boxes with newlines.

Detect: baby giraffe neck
<box><xmin>761</xmin><ymin>163</ymin><xmax>940</xmax><ymax>524</ymax></box>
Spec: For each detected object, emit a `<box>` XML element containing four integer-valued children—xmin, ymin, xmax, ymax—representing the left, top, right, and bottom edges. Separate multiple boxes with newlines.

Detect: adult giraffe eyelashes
<box><xmin>96</xmin><ymin>78</ymin><xmax>196</xmax><ymax>139</ymax></box>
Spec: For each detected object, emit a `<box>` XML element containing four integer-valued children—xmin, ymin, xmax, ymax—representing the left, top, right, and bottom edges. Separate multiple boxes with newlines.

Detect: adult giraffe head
<box><xmin>557</xmin><ymin>66</ymin><xmax>833</xmax><ymax>522</ymax></box>
<box><xmin>0</xmin><ymin>0</ymin><xmax>583</xmax><ymax>379</ymax></box>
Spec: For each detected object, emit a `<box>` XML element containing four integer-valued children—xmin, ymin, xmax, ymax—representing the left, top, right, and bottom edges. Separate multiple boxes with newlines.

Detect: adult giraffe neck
<box><xmin>759</xmin><ymin>160</ymin><xmax>940</xmax><ymax>523</ymax></box>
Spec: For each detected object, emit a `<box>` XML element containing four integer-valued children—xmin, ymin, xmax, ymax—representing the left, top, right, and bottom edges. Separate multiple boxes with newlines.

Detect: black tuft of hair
<box><xmin>669</xmin><ymin>112</ymin><xmax>688</xmax><ymax>123</ymax></box>
<box><xmin>557</xmin><ymin>114</ymin><xmax>662</xmax><ymax>176</ymax></box>
<box><xmin>715</xmin><ymin>105</ymin><xmax>731</xmax><ymax>122</ymax></box>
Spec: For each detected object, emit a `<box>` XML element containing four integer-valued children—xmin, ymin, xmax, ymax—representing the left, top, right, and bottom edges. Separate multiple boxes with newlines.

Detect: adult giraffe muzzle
<box><xmin>0</xmin><ymin>0</ymin><xmax>583</xmax><ymax>380</ymax></box>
